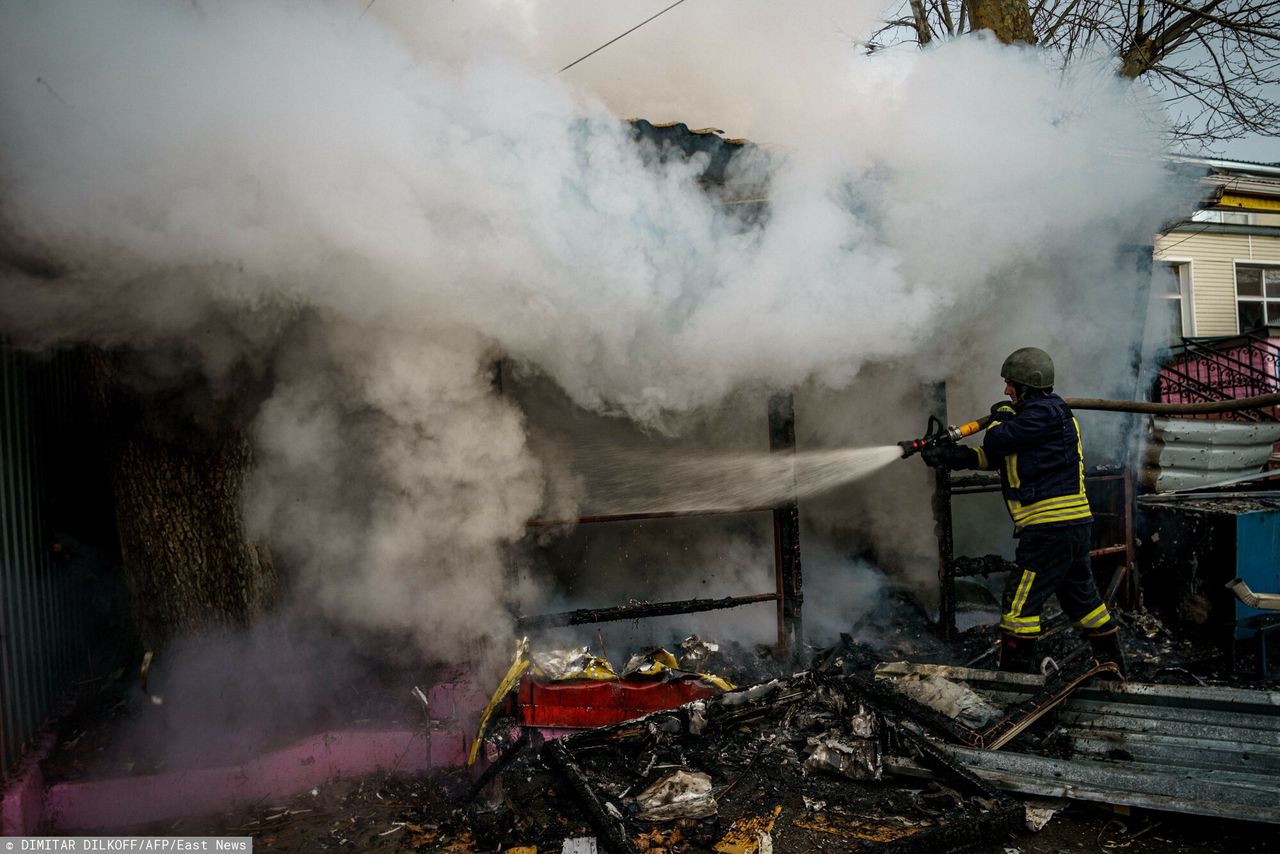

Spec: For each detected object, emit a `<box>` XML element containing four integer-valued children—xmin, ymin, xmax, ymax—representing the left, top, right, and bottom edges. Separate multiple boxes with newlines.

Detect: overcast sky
<box><xmin>1220</xmin><ymin>130</ymin><xmax>1280</xmax><ymax>165</ymax></box>
<box><xmin>507</xmin><ymin>1</ymin><xmax>1277</xmax><ymax>165</ymax></box>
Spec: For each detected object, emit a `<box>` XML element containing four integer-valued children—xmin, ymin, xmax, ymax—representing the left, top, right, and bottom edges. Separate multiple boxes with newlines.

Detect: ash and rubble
<box><xmin>468</xmin><ymin>668</ymin><xmax>1021</xmax><ymax>853</ymax></box>
<box><xmin>89</xmin><ymin>604</ymin><xmax>1275</xmax><ymax>853</ymax></box>
<box><xmin>42</xmin><ymin>580</ymin><xmax>1275</xmax><ymax>853</ymax></box>
<box><xmin>446</xmin><ymin>599</ymin><xmax>1276</xmax><ymax>853</ymax></box>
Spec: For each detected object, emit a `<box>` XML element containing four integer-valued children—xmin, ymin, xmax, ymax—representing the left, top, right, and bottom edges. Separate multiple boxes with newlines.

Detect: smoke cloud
<box><xmin>0</xmin><ymin>0</ymin><xmax>1190</xmax><ymax>668</ymax></box>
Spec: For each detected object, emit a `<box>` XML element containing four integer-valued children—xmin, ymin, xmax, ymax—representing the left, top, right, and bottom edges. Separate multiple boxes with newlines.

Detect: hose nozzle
<box><xmin>898</xmin><ymin>415</ymin><xmax>991</xmax><ymax>459</ymax></box>
<box><xmin>898</xmin><ymin>437</ymin><xmax>929</xmax><ymax>459</ymax></box>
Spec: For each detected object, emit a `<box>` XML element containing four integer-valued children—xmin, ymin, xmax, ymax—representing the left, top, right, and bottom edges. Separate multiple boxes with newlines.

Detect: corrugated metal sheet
<box><xmin>0</xmin><ymin>345</ymin><xmax>98</xmax><ymax>779</ymax></box>
<box><xmin>878</xmin><ymin>664</ymin><xmax>1280</xmax><ymax>823</ymax></box>
<box><xmin>1142</xmin><ymin>416</ymin><xmax>1280</xmax><ymax>491</ymax></box>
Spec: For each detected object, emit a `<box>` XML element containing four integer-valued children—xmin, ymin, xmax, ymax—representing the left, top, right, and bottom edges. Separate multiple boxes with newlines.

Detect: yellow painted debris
<box><xmin>698</xmin><ymin>672</ymin><xmax>735</xmax><ymax>692</ymax></box>
<box><xmin>623</xmin><ymin>648</ymin><xmax>735</xmax><ymax>690</ymax></box>
<box><xmin>470</xmin><ymin>641</ymin><xmax>736</xmax><ymax>766</ymax></box>
<box><xmin>714</xmin><ymin>804</ymin><xmax>782</xmax><ymax>854</ymax></box>
<box><xmin>442</xmin><ymin>831</ymin><xmax>474</xmax><ymax>853</ymax></box>
<box><xmin>626</xmin><ymin>648</ymin><xmax>681</xmax><ymax>677</ymax></box>
<box><xmin>635</xmin><ymin>826</ymin><xmax>683</xmax><ymax>851</ymax></box>
<box><xmin>467</xmin><ymin>638</ymin><xmax>531</xmax><ymax>766</ymax></box>
<box><xmin>539</xmin><ymin>652</ymin><xmax>618</xmax><ymax>681</ymax></box>
<box><xmin>531</xmin><ymin>645</ymin><xmax>736</xmax><ymax>687</ymax></box>
<box><xmin>505</xmin><ymin>848</ymin><xmax>537</xmax><ymax>854</ymax></box>
<box><xmin>405</xmin><ymin>823</ymin><xmax>441</xmax><ymax>849</ymax></box>
<box><xmin>792</xmin><ymin>813</ymin><xmax>922</xmax><ymax>843</ymax></box>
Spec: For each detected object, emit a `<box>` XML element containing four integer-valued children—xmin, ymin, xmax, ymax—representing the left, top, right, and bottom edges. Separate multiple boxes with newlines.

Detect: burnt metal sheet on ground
<box><xmin>1062</xmin><ymin>727</ymin><xmax>1280</xmax><ymax>774</ymax></box>
<box><xmin>1055</xmin><ymin>699</ymin><xmax>1280</xmax><ymax>744</ymax></box>
<box><xmin>876</xmin><ymin>662</ymin><xmax>1280</xmax><ymax>704</ymax></box>
<box><xmin>875</xmin><ymin>662</ymin><xmax>1280</xmax><ymax>823</ymax></box>
<box><xmin>550</xmin><ymin>672</ymin><xmax>1022</xmax><ymax>853</ymax></box>
<box><xmin>901</xmin><ymin>747</ymin><xmax>1280</xmax><ymax>823</ymax></box>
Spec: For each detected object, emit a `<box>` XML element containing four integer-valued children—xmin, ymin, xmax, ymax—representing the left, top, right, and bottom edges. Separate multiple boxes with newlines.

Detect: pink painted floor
<box><xmin>2</xmin><ymin>680</ymin><xmax>486</xmax><ymax>835</ymax></box>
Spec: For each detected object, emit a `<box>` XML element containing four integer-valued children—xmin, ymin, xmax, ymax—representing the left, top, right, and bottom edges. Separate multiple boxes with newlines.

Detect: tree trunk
<box><xmin>1118</xmin><ymin>44</ymin><xmax>1153</xmax><ymax>79</ymax></box>
<box><xmin>112</xmin><ymin>429</ymin><xmax>275</xmax><ymax>648</ymax></box>
<box><xmin>87</xmin><ymin>349</ymin><xmax>276</xmax><ymax>650</ymax></box>
<box><xmin>968</xmin><ymin>0</ymin><xmax>1036</xmax><ymax>44</ymax></box>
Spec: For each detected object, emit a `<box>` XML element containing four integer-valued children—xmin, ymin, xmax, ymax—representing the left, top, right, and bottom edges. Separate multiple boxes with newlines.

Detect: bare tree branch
<box><xmin>938</xmin><ymin>0</ymin><xmax>958</xmax><ymax>35</ymax></box>
<box><xmin>909</xmin><ymin>0</ymin><xmax>935</xmax><ymax>44</ymax></box>
<box><xmin>1041</xmin><ymin>0</ymin><xmax>1085</xmax><ymax>42</ymax></box>
<box><xmin>871</xmin><ymin>0</ymin><xmax>1280</xmax><ymax>147</ymax></box>
<box><xmin>1160</xmin><ymin>0</ymin><xmax>1280</xmax><ymax>40</ymax></box>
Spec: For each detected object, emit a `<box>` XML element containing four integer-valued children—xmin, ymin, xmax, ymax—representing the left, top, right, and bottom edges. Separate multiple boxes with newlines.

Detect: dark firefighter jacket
<box><xmin>967</xmin><ymin>393</ymin><xmax>1093</xmax><ymax>533</ymax></box>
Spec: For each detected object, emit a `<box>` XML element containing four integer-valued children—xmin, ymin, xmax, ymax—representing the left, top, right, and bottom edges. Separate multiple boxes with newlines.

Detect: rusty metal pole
<box><xmin>929</xmin><ymin>381</ymin><xmax>957</xmax><ymax>639</ymax></box>
<box><xmin>935</xmin><ymin>466</ymin><xmax>956</xmax><ymax>639</ymax></box>
<box><xmin>1121</xmin><ymin>243</ymin><xmax>1153</xmax><ymax>611</ymax></box>
<box><xmin>768</xmin><ymin>391</ymin><xmax>803</xmax><ymax>657</ymax></box>
<box><xmin>1122</xmin><ymin>467</ymin><xmax>1136</xmax><ymax>606</ymax></box>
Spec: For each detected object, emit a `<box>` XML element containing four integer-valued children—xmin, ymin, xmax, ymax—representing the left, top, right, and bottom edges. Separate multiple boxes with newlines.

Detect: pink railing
<box><xmin>1154</xmin><ymin>334</ymin><xmax>1280</xmax><ymax>422</ymax></box>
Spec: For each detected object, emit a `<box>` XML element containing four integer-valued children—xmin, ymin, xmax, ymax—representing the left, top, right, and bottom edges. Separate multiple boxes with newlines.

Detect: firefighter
<box><xmin>922</xmin><ymin>347</ymin><xmax>1126</xmax><ymax>677</ymax></box>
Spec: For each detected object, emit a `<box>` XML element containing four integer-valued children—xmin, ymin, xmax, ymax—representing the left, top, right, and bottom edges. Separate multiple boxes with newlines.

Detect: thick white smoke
<box><xmin>0</xmin><ymin>0</ymin><xmax>1188</xmax><ymax>663</ymax></box>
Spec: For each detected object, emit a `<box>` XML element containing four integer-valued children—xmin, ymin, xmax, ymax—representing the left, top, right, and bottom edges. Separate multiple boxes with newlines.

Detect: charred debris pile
<box><xmin>464</xmin><ymin>667</ymin><xmax>1021</xmax><ymax>853</ymax></box>
<box><xmin>450</xmin><ymin>611</ymin><xmax>1279</xmax><ymax>853</ymax></box>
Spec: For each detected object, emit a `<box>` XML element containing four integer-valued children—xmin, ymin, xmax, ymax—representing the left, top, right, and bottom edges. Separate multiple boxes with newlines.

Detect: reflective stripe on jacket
<box><xmin>976</xmin><ymin>393</ymin><xmax>1092</xmax><ymax>533</ymax></box>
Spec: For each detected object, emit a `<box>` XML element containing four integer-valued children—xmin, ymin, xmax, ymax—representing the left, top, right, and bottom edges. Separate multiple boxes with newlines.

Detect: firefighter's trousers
<box><xmin>1000</xmin><ymin>524</ymin><xmax>1112</xmax><ymax>638</ymax></box>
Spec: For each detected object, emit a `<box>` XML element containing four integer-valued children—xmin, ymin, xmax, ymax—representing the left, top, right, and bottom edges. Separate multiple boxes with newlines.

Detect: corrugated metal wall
<box><xmin>0</xmin><ymin>345</ymin><xmax>99</xmax><ymax>778</ymax></box>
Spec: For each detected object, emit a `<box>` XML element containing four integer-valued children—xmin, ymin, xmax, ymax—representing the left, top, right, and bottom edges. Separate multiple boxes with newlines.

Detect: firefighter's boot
<box><xmin>998</xmin><ymin>633</ymin><xmax>1041</xmax><ymax>675</ymax></box>
<box><xmin>1084</xmin><ymin>626</ymin><xmax>1127</xmax><ymax>680</ymax></box>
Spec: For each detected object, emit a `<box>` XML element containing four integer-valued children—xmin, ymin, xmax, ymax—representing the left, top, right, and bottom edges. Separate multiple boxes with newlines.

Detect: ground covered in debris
<box><xmin>117</xmin><ymin>766</ymin><xmax>1273</xmax><ymax>853</ymax></box>
<box><xmin>489</xmin><ymin>669</ymin><xmax>1022</xmax><ymax>852</ymax></box>
<box><xmin>122</xmin><ymin>637</ymin><xmax>1280</xmax><ymax>850</ymax></box>
<box><xmin>942</xmin><ymin>599</ymin><xmax>1277</xmax><ymax>691</ymax></box>
<box><xmin>42</xmin><ymin>592</ymin><xmax>1268</xmax><ymax>783</ymax></box>
<box><xmin>41</xmin><ymin>605</ymin><xmax>1279</xmax><ymax>852</ymax></box>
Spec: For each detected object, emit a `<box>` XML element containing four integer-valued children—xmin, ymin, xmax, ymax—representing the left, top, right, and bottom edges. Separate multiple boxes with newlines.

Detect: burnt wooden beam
<box><xmin>453</xmin><ymin>729</ymin><xmax>537</xmax><ymax>806</ymax></box>
<box><xmin>545</xmin><ymin>739</ymin><xmax>638</xmax><ymax>854</ymax></box>
<box><xmin>929</xmin><ymin>380</ymin><xmax>957</xmax><ymax>639</ymax></box>
<box><xmin>768</xmin><ymin>391</ymin><xmax>803</xmax><ymax>655</ymax></box>
<box><xmin>515</xmin><ymin>593</ymin><xmax>779</xmax><ymax>631</ymax></box>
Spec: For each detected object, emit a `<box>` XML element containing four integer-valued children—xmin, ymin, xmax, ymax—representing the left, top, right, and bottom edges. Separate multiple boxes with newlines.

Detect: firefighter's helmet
<box><xmin>1001</xmin><ymin>347</ymin><xmax>1055</xmax><ymax>390</ymax></box>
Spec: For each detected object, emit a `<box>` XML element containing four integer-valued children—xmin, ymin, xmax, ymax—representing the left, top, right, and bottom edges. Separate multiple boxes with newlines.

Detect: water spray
<box><xmin>578</xmin><ymin>391</ymin><xmax>1280</xmax><ymax>517</ymax></box>
<box><xmin>896</xmin><ymin>391</ymin><xmax>1280</xmax><ymax>460</ymax></box>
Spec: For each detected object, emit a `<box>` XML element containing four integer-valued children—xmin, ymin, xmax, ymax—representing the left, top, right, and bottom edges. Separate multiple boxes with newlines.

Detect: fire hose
<box><xmin>897</xmin><ymin>391</ymin><xmax>1280</xmax><ymax>459</ymax></box>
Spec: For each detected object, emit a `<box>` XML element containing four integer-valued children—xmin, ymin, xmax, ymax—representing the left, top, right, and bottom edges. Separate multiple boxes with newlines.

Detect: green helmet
<box><xmin>1001</xmin><ymin>347</ymin><xmax>1054</xmax><ymax>389</ymax></box>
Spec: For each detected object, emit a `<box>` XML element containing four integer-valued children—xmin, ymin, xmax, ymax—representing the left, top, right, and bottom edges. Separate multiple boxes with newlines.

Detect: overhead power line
<box><xmin>560</xmin><ymin>0</ymin><xmax>691</xmax><ymax>74</ymax></box>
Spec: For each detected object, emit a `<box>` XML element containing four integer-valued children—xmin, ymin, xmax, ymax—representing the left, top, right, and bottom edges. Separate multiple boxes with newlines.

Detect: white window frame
<box><xmin>1234</xmin><ymin>262</ymin><xmax>1280</xmax><ymax>334</ymax></box>
<box><xmin>1192</xmin><ymin>209</ymin><xmax>1254</xmax><ymax>225</ymax></box>
<box><xmin>1159</xmin><ymin>258</ymin><xmax>1195</xmax><ymax>338</ymax></box>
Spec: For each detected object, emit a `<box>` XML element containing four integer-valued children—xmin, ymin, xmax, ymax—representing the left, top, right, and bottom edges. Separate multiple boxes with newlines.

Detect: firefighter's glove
<box><xmin>990</xmin><ymin>401</ymin><xmax>1017</xmax><ymax>421</ymax></box>
<box><xmin>921</xmin><ymin>444</ymin><xmax>974</xmax><ymax>470</ymax></box>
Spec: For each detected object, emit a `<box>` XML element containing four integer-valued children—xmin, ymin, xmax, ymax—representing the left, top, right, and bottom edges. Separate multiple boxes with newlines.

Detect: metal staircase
<box><xmin>1154</xmin><ymin>334</ymin><xmax>1280</xmax><ymax>422</ymax></box>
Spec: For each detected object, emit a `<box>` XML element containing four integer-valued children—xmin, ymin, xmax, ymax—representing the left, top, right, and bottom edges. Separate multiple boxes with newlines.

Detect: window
<box><xmin>1193</xmin><ymin>209</ymin><xmax>1252</xmax><ymax>225</ymax></box>
<box><xmin>1155</xmin><ymin>262</ymin><xmax>1191</xmax><ymax>340</ymax></box>
<box><xmin>1236</xmin><ymin>265</ymin><xmax>1280</xmax><ymax>332</ymax></box>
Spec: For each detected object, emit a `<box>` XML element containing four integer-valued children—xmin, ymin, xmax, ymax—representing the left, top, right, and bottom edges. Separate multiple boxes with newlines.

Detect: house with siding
<box><xmin>1147</xmin><ymin>158</ymin><xmax>1280</xmax><ymax>491</ymax></box>
<box><xmin>1154</xmin><ymin>158</ymin><xmax>1280</xmax><ymax>339</ymax></box>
